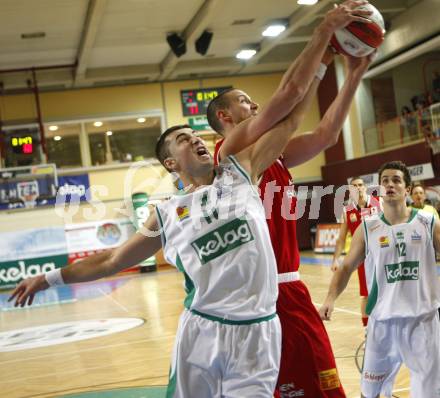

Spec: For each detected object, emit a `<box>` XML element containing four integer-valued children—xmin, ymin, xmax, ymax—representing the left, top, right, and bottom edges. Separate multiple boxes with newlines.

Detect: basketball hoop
<box><xmin>17</xmin><ymin>181</ymin><xmax>39</xmax><ymax>209</ymax></box>
<box><xmin>21</xmin><ymin>193</ymin><xmax>38</xmax><ymax>208</ymax></box>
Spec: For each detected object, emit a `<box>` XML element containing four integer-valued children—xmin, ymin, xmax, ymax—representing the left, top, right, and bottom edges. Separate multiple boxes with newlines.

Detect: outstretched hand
<box><xmin>319</xmin><ymin>300</ymin><xmax>335</xmax><ymax>321</ymax></box>
<box><xmin>344</xmin><ymin>50</ymin><xmax>377</xmax><ymax>74</ymax></box>
<box><xmin>8</xmin><ymin>274</ymin><xmax>49</xmax><ymax>307</ymax></box>
<box><xmin>324</xmin><ymin>0</ymin><xmax>372</xmax><ymax>32</ymax></box>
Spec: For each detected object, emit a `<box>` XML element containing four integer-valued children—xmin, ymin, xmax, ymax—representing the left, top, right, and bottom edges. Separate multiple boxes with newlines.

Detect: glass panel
<box><xmin>45</xmin><ymin>123</ymin><xmax>82</xmax><ymax>168</ymax></box>
<box><xmin>86</xmin><ymin>116</ymin><xmax>161</xmax><ymax>165</ymax></box>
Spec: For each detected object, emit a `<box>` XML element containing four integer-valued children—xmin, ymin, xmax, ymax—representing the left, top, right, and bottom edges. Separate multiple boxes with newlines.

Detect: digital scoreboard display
<box><xmin>10</xmin><ymin>136</ymin><xmax>34</xmax><ymax>154</ymax></box>
<box><xmin>180</xmin><ymin>86</ymin><xmax>232</xmax><ymax>116</ymax></box>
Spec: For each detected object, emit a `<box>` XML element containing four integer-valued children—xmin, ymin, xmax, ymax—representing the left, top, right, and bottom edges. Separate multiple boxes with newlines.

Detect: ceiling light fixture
<box><xmin>54</xmin><ymin>136</ymin><xmax>61</xmax><ymax>141</ymax></box>
<box><xmin>48</xmin><ymin>125</ymin><xmax>58</xmax><ymax>131</ymax></box>
<box><xmin>93</xmin><ymin>121</ymin><xmax>103</xmax><ymax>127</ymax></box>
<box><xmin>262</xmin><ymin>23</ymin><xmax>287</xmax><ymax>37</ymax></box>
<box><xmin>106</xmin><ymin>131</ymin><xmax>113</xmax><ymax>136</ymax></box>
<box><xmin>236</xmin><ymin>45</ymin><xmax>259</xmax><ymax>60</ymax></box>
<box><xmin>297</xmin><ymin>0</ymin><xmax>318</xmax><ymax>5</ymax></box>
<box><xmin>137</xmin><ymin>117</ymin><xmax>146</xmax><ymax>123</ymax></box>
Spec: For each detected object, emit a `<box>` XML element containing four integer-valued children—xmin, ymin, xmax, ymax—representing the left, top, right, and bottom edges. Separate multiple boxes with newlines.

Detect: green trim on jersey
<box><xmin>227</xmin><ymin>155</ymin><xmax>252</xmax><ymax>185</ymax></box>
<box><xmin>155</xmin><ymin>207</ymin><xmax>166</xmax><ymax>247</ymax></box>
<box><xmin>430</xmin><ymin>214</ymin><xmax>435</xmax><ymax>240</ymax></box>
<box><xmin>191</xmin><ymin>309</ymin><xmax>276</xmax><ymax>325</ymax></box>
<box><xmin>175</xmin><ymin>254</ymin><xmax>196</xmax><ymax>309</ymax></box>
<box><xmin>380</xmin><ymin>207</ymin><xmax>418</xmax><ymax>226</ymax></box>
<box><xmin>166</xmin><ymin>363</ymin><xmax>177</xmax><ymax>398</ymax></box>
<box><xmin>366</xmin><ymin>269</ymin><xmax>378</xmax><ymax>315</ymax></box>
<box><xmin>363</xmin><ymin>220</ymin><xmax>369</xmax><ymax>254</ymax></box>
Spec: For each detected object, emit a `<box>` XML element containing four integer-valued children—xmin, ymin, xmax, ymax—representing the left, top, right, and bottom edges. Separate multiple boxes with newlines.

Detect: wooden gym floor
<box><xmin>0</xmin><ymin>252</ymin><xmax>418</xmax><ymax>398</ymax></box>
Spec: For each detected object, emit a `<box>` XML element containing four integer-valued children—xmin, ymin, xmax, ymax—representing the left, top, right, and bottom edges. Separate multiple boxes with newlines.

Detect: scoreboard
<box><xmin>10</xmin><ymin>136</ymin><xmax>34</xmax><ymax>154</ymax></box>
<box><xmin>180</xmin><ymin>86</ymin><xmax>232</xmax><ymax>116</ymax></box>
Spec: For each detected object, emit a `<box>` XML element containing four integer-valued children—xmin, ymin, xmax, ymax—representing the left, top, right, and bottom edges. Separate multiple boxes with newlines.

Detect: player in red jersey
<box><xmin>207</xmin><ymin>50</ymin><xmax>375</xmax><ymax>398</ymax></box>
<box><xmin>332</xmin><ymin>176</ymin><xmax>381</xmax><ymax>327</ymax></box>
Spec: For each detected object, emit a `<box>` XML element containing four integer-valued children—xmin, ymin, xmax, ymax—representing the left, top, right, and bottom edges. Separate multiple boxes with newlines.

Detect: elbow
<box><xmin>282</xmin><ymin>82</ymin><xmax>306</xmax><ymax>107</ymax></box>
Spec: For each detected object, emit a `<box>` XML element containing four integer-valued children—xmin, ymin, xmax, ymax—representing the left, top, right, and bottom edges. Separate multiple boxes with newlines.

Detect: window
<box><xmin>86</xmin><ymin>117</ymin><xmax>162</xmax><ymax>166</ymax></box>
<box><xmin>46</xmin><ymin>123</ymin><xmax>82</xmax><ymax>168</ymax></box>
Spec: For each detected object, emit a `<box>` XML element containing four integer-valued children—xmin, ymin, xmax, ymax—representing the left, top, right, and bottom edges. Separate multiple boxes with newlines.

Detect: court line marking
<box><xmin>312</xmin><ymin>301</ymin><xmax>361</xmax><ymax>316</ymax></box>
<box><xmin>0</xmin><ymin>334</ymin><xmax>176</xmax><ymax>365</ymax></box>
<box><xmin>98</xmin><ymin>287</ymin><xmax>131</xmax><ymax>314</ymax></box>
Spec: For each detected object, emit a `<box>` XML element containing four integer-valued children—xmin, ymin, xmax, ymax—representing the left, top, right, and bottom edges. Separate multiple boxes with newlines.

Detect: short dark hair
<box><xmin>349</xmin><ymin>176</ymin><xmax>364</xmax><ymax>184</ymax></box>
<box><xmin>155</xmin><ymin>124</ymin><xmax>190</xmax><ymax>171</ymax></box>
<box><xmin>206</xmin><ymin>88</ymin><xmax>235</xmax><ymax>134</ymax></box>
<box><xmin>410</xmin><ymin>182</ymin><xmax>425</xmax><ymax>195</ymax></box>
<box><xmin>378</xmin><ymin>161</ymin><xmax>411</xmax><ymax>187</ymax></box>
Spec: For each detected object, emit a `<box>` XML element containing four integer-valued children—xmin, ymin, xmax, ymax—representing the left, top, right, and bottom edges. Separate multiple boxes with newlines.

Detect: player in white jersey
<box><xmin>319</xmin><ymin>161</ymin><xmax>440</xmax><ymax>398</ymax></box>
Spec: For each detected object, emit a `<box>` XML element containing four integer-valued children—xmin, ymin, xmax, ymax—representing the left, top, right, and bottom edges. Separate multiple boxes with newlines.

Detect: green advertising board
<box><xmin>188</xmin><ymin>116</ymin><xmax>212</xmax><ymax>131</ymax></box>
<box><xmin>132</xmin><ymin>192</ymin><xmax>157</xmax><ymax>272</ymax></box>
<box><xmin>0</xmin><ymin>253</ymin><xmax>69</xmax><ymax>289</ymax></box>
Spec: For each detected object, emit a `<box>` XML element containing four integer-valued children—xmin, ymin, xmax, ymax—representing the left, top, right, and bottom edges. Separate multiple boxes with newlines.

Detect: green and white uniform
<box><xmin>362</xmin><ymin>209</ymin><xmax>440</xmax><ymax>398</ymax></box>
<box><xmin>156</xmin><ymin>156</ymin><xmax>281</xmax><ymax>398</ymax></box>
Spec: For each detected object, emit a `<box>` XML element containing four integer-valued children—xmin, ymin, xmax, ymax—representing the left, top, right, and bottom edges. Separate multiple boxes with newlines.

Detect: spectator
<box><xmin>401</xmin><ymin>105</ymin><xmax>418</xmax><ymax>140</ymax></box>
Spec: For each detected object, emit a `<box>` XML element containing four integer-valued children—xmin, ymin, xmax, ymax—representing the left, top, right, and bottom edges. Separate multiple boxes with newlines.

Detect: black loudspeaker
<box><xmin>195</xmin><ymin>30</ymin><xmax>213</xmax><ymax>56</ymax></box>
<box><xmin>167</xmin><ymin>33</ymin><xmax>186</xmax><ymax>57</ymax></box>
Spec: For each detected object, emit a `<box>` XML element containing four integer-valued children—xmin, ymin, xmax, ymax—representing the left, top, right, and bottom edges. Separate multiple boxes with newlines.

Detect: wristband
<box><xmin>315</xmin><ymin>63</ymin><xmax>327</xmax><ymax>81</ymax></box>
<box><xmin>45</xmin><ymin>268</ymin><xmax>65</xmax><ymax>286</ymax></box>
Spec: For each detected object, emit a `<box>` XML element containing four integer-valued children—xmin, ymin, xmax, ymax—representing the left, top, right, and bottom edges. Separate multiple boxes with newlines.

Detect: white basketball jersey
<box><xmin>363</xmin><ymin>209</ymin><xmax>440</xmax><ymax>320</ymax></box>
<box><xmin>156</xmin><ymin>156</ymin><xmax>278</xmax><ymax>322</ymax></box>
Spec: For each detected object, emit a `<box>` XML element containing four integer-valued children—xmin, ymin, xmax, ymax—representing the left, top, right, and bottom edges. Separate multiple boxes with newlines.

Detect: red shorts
<box><xmin>274</xmin><ymin>280</ymin><xmax>346</xmax><ymax>398</ymax></box>
<box><xmin>357</xmin><ymin>262</ymin><xmax>368</xmax><ymax>297</ymax></box>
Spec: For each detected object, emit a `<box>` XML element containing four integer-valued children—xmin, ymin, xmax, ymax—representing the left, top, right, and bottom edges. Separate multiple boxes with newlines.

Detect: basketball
<box><xmin>330</xmin><ymin>3</ymin><xmax>385</xmax><ymax>57</ymax></box>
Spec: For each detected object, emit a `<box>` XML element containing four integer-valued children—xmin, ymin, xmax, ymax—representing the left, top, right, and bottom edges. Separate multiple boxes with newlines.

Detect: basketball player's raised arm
<box><xmin>9</xmin><ymin>214</ymin><xmax>162</xmax><ymax>307</ymax></box>
<box><xmin>319</xmin><ymin>225</ymin><xmax>366</xmax><ymax>321</ymax></box>
<box><xmin>220</xmin><ymin>1</ymin><xmax>372</xmax><ymax>159</ymax></box>
<box><xmin>282</xmin><ymin>53</ymin><xmax>374</xmax><ymax>168</ymax></box>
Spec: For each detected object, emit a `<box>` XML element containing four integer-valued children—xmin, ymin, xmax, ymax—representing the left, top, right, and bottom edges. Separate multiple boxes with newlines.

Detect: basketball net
<box><xmin>22</xmin><ymin>193</ymin><xmax>38</xmax><ymax>209</ymax></box>
<box><xmin>17</xmin><ymin>181</ymin><xmax>39</xmax><ymax>209</ymax></box>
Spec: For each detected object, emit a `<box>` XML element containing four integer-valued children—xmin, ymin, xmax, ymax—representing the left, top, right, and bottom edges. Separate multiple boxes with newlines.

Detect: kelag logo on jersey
<box><xmin>191</xmin><ymin>218</ymin><xmax>254</xmax><ymax>264</ymax></box>
<box><xmin>385</xmin><ymin>261</ymin><xmax>419</xmax><ymax>283</ymax></box>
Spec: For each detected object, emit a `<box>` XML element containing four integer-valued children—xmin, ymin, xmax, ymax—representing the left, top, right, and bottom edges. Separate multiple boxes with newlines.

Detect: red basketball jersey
<box><xmin>344</xmin><ymin>195</ymin><xmax>381</xmax><ymax>235</ymax></box>
<box><xmin>214</xmin><ymin>140</ymin><xmax>300</xmax><ymax>273</ymax></box>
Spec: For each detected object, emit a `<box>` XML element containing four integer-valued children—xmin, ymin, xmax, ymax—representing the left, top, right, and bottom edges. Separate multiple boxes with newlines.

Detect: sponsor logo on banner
<box><xmin>97</xmin><ymin>223</ymin><xmax>122</xmax><ymax>245</ymax></box>
<box><xmin>0</xmin><ymin>254</ymin><xmax>68</xmax><ymax>289</ymax></box>
<box><xmin>176</xmin><ymin>206</ymin><xmax>190</xmax><ymax>221</ymax></box>
<box><xmin>385</xmin><ymin>261</ymin><xmax>419</xmax><ymax>283</ymax></box>
<box><xmin>379</xmin><ymin>236</ymin><xmax>389</xmax><ymax>248</ymax></box>
<box><xmin>57</xmin><ymin>174</ymin><xmax>90</xmax><ymax>203</ymax></box>
<box><xmin>314</xmin><ymin>224</ymin><xmax>341</xmax><ymax>253</ymax></box>
<box><xmin>191</xmin><ymin>218</ymin><xmax>254</xmax><ymax>264</ymax></box>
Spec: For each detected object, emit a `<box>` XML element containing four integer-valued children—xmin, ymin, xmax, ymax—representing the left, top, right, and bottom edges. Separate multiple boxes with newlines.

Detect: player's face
<box><xmin>350</xmin><ymin>179</ymin><xmax>366</xmax><ymax>200</ymax></box>
<box><xmin>165</xmin><ymin>128</ymin><xmax>213</xmax><ymax>176</ymax></box>
<box><xmin>411</xmin><ymin>186</ymin><xmax>426</xmax><ymax>207</ymax></box>
<box><xmin>224</xmin><ymin>90</ymin><xmax>259</xmax><ymax>124</ymax></box>
<box><xmin>380</xmin><ymin>169</ymin><xmax>409</xmax><ymax>203</ymax></box>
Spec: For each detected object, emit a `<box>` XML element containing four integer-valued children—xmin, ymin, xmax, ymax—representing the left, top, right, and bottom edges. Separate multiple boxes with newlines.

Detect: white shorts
<box><xmin>166</xmin><ymin>309</ymin><xmax>281</xmax><ymax>398</ymax></box>
<box><xmin>361</xmin><ymin>310</ymin><xmax>440</xmax><ymax>398</ymax></box>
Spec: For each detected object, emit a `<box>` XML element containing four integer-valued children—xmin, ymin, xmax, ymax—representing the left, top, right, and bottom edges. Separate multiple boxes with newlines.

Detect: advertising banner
<box><xmin>65</xmin><ymin>219</ymin><xmax>136</xmax><ymax>262</ymax></box>
<box><xmin>314</xmin><ymin>223</ymin><xmax>342</xmax><ymax>254</ymax></box>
